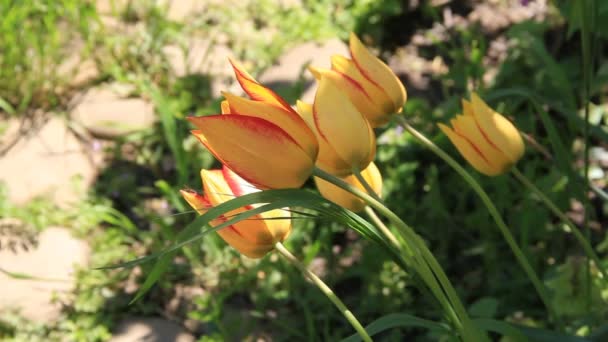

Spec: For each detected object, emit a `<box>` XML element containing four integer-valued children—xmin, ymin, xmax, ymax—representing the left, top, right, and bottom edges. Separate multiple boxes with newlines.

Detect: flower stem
<box><xmin>364</xmin><ymin>206</ymin><xmax>400</xmax><ymax>247</ymax></box>
<box><xmin>396</xmin><ymin>115</ymin><xmax>560</xmax><ymax>327</ymax></box>
<box><xmin>274</xmin><ymin>242</ymin><xmax>372</xmax><ymax>342</ymax></box>
<box><xmin>313</xmin><ymin>167</ymin><xmax>488</xmax><ymax>341</ymax></box>
<box><xmin>511</xmin><ymin>167</ymin><xmax>606</xmax><ymax>281</ymax></box>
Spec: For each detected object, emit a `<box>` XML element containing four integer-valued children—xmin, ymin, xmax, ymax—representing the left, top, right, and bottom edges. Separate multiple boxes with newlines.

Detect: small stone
<box><xmin>110</xmin><ymin>317</ymin><xmax>195</xmax><ymax>342</ymax></box>
<box><xmin>0</xmin><ymin>117</ymin><xmax>98</xmax><ymax>205</ymax></box>
<box><xmin>71</xmin><ymin>84</ymin><xmax>155</xmax><ymax>138</ymax></box>
<box><xmin>0</xmin><ymin>227</ymin><xmax>90</xmax><ymax>323</ymax></box>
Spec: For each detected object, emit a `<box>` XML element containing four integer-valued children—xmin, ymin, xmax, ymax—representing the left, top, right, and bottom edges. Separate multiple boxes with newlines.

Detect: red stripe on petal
<box><xmin>452</xmin><ymin>129</ymin><xmax>494</xmax><ymax>168</ymax></box>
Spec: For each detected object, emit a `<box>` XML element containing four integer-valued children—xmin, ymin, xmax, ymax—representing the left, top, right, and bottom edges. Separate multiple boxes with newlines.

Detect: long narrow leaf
<box><xmin>341</xmin><ymin>313</ymin><xmax>451</xmax><ymax>342</ymax></box>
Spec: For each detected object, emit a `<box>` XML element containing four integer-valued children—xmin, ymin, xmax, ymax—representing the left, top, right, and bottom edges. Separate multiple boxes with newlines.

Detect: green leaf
<box><xmin>341</xmin><ymin>313</ymin><xmax>451</xmax><ymax>342</ymax></box>
<box><xmin>474</xmin><ymin>319</ymin><xmax>590</xmax><ymax>342</ymax></box>
<box><xmin>469</xmin><ymin>297</ymin><xmax>499</xmax><ymax>318</ymax></box>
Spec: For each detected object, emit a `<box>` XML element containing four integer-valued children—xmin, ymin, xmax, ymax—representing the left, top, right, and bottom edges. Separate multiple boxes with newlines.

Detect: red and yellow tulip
<box><xmin>188</xmin><ymin>59</ymin><xmax>318</xmax><ymax>189</ymax></box>
<box><xmin>296</xmin><ymin>75</ymin><xmax>376</xmax><ymax>176</ymax></box>
<box><xmin>315</xmin><ymin>162</ymin><xmax>382</xmax><ymax>212</ymax></box>
<box><xmin>308</xmin><ymin>33</ymin><xmax>407</xmax><ymax>128</ymax></box>
<box><xmin>438</xmin><ymin>93</ymin><xmax>525</xmax><ymax>176</ymax></box>
<box><xmin>180</xmin><ymin>166</ymin><xmax>291</xmax><ymax>258</ymax></box>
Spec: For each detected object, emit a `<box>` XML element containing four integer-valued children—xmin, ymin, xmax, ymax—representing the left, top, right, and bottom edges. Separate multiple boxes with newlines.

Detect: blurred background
<box><xmin>1</xmin><ymin>0</ymin><xmax>607</xmax><ymax>341</ymax></box>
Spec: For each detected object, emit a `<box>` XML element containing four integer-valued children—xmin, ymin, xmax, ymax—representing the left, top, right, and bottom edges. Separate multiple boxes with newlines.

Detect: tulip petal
<box><xmin>180</xmin><ymin>187</ymin><xmax>269</xmax><ymax>257</ymax></box>
<box><xmin>296</xmin><ymin>100</ymin><xmax>351</xmax><ymax>175</ymax></box>
<box><xmin>222</xmin><ymin>92</ymin><xmax>318</xmax><ymax>158</ymax></box>
<box><xmin>349</xmin><ymin>33</ymin><xmax>407</xmax><ymax>112</ymax></box>
<box><xmin>315</xmin><ymin>162</ymin><xmax>382</xmax><ymax>212</ymax></box>
<box><xmin>222</xmin><ymin>165</ymin><xmax>260</xmax><ymax>198</ymax></box>
<box><xmin>222</xmin><ymin>166</ymin><xmax>291</xmax><ymax>241</ymax></box>
<box><xmin>189</xmin><ymin>115</ymin><xmax>314</xmax><ymax>189</ymax></box>
<box><xmin>220</xmin><ymin>100</ymin><xmax>231</xmax><ymax>114</ymax></box>
<box><xmin>451</xmin><ymin>115</ymin><xmax>506</xmax><ymax>170</ymax></box>
<box><xmin>313</xmin><ymin>76</ymin><xmax>375</xmax><ymax>172</ymax></box>
<box><xmin>331</xmin><ymin>55</ymin><xmax>393</xmax><ymax>113</ymax></box>
<box><xmin>180</xmin><ymin>189</ymin><xmax>212</xmax><ymax>215</ymax></box>
<box><xmin>216</xmin><ymin>225</ymin><xmax>274</xmax><ymax>258</ymax></box>
<box><xmin>438</xmin><ymin>123</ymin><xmax>499</xmax><ymax>176</ymax></box>
<box><xmin>201</xmin><ymin>169</ymin><xmax>275</xmax><ymax>245</ymax></box>
<box><xmin>310</xmin><ymin>67</ymin><xmax>385</xmax><ymax>127</ymax></box>
<box><xmin>229</xmin><ymin>58</ymin><xmax>293</xmax><ymax>112</ymax></box>
<box><xmin>470</xmin><ymin>93</ymin><xmax>524</xmax><ymax>163</ymax></box>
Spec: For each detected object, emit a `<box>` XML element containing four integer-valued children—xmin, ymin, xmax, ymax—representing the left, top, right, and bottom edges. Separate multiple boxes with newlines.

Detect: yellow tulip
<box><xmin>188</xmin><ymin>60</ymin><xmax>318</xmax><ymax>189</ymax></box>
<box><xmin>308</xmin><ymin>33</ymin><xmax>407</xmax><ymax>127</ymax></box>
<box><xmin>180</xmin><ymin>166</ymin><xmax>291</xmax><ymax>258</ymax></box>
<box><xmin>315</xmin><ymin>162</ymin><xmax>382</xmax><ymax>212</ymax></box>
<box><xmin>297</xmin><ymin>75</ymin><xmax>376</xmax><ymax>176</ymax></box>
<box><xmin>438</xmin><ymin>93</ymin><xmax>525</xmax><ymax>176</ymax></box>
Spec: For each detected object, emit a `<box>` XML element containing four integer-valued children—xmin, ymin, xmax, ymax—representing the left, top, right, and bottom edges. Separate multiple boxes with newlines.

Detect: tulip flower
<box><xmin>308</xmin><ymin>33</ymin><xmax>407</xmax><ymax>127</ymax></box>
<box><xmin>315</xmin><ymin>162</ymin><xmax>382</xmax><ymax>212</ymax></box>
<box><xmin>296</xmin><ymin>75</ymin><xmax>376</xmax><ymax>176</ymax></box>
<box><xmin>180</xmin><ymin>166</ymin><xmax>291</xmax><ymax>258</ymax></box>
<box><xmin>438</xmin><ymin>93</ymin><xmax>525</xmax><ymax>176</ymax></box>
<box><xmin>188</xmin><ymin>59</ymin><xmax>318</xmax><ymax>189</ymax></box>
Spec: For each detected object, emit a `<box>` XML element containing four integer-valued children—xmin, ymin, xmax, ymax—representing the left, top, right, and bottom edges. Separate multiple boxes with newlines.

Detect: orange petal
<box><xmin>229</xmin><ymin>58</ymin><xmax>294</xmax><ymax>112</ymax></box>
<box><xmin>223</xmin><ymin>92</ymin><xmax>318</xmax><ymax>158</ymax></box>
<box><xmin>189</xmin><ymin>115</ymin><xmax>314</xmax><ymax>189</ymax></box>
<box><xmin>349</xmin><ymin>33</ymin><xmax>407</xmax><ymax>112</ymax></box>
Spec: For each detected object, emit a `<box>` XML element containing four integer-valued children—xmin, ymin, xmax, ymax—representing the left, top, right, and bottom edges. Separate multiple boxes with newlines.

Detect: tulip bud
<box><xmin>188</xmin><ymin>60</ymin><xmax>318</xmax><ymax>189</ymax></box>
<box><xmin>308</xmin><ymin>33</ymin><xmax>407</xmax><ymax>127</ymax></box>
<box><xmin>296</xmin><ymin>75</ymin><xmax>376</xmax><ymax>176</ymax></box>
<box><xmin>180</xmin><ymin>166</ymin><xmax>291</xmax><ymax>258</ymax></box>
<box><xmin>315</xmin><ymin>162</ymin><xmax>382</xmax><ymax>212</ymax></box>
<box><xmin>438</xmin><ymin>93</ymin><xmax>525</xmax><ymax>176</ymax></box>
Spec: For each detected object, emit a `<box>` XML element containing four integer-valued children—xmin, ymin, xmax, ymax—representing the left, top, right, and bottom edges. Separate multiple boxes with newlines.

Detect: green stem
<box><xmin>396</xmin><ymin>115</ymin><xmax>560</xmax><ymax>326</ymax></box>
<box><xmin>353</xmin><ymin>167</ymin><xmax>382</xmax><ymax>203</ymax></box>
<box><xmin>364</xmin><ymin>206</ymin><xmax>400</xmax><ymax>247</ymax></box>
<box><xmin>274</xmin><ymin>242</ymin><xmax>373</xmax><ymax>342</ymax></box>
<box><xmin>313</xmin><ymin>167</ymin><xmax>488</xmax><ymax>341</ymax></box>
<box><xmin>511</xmin><ymin>167</ymin><xmax>606</xmax><ymax>281</ymax></box>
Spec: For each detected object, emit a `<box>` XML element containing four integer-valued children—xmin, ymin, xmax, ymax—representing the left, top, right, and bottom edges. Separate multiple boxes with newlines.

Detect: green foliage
<box><xmin>0</xmin><ymin>0</ymin><xmax>98</xmax><ymax>112</ymax></box>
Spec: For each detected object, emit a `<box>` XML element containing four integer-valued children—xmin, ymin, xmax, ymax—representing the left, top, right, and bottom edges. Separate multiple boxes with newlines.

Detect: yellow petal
<box><xmin>451</xmin><ymin>115</ymin><xmax>506</xmax><ymax>171</ymax></box>
<box><xmin>223</xmin><ymin>92</ymin><xmax>318</xmax><ymax>158</ymax></box>
<box><xmin>311</xmin><ymin>68</ymin><xmax>386</xmax><ymax>127</ymax></box>
<box><xmin>315</xmin><ymin>162</ymin><xmax>382</xmax><ymax>212</ymax></box>
<box><xmin>189</xmin><ymin>115</ymin><xmax>315</xmax><ymax>189</ymax></box>
<box><xmin>220</xmin><ymin>100</ymin><xmax>231</xmax><ymax>114</ymax></box>
<box><xmin>307</xmin><ymin>65</ymin><xmax>324</xmax><ymax>80</ymax></box>
<box><xmin>349</xmin><ymin>33</ymin><xmax>407</xmax><ymax>112</ymax></box>
<box><xmin>313</xmin><ymin>75</ymin><xmax>375</xmax><ymax>172</ymax></box>
<box><xmin>470</xmin><ymin>93</ymin><xmax>525</xmax><ymax>163</ymax></box>
<box><xmin>296</xmin><ymin>100</ymin><xmax>351</xmax><ymax>175</ymax></box>
<box><xmin>438</xmin><ymin>123</ymin><xmax>499</xmax><ymax>176</ymax></box>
